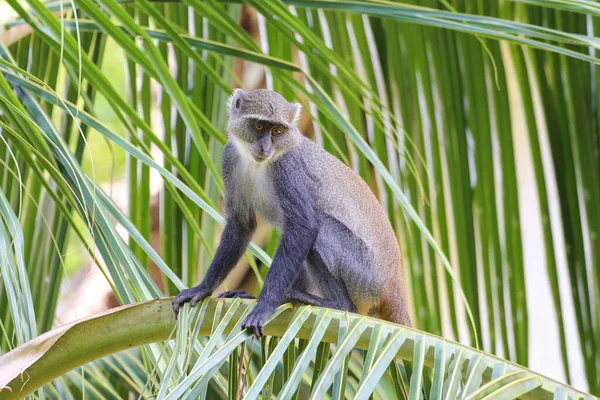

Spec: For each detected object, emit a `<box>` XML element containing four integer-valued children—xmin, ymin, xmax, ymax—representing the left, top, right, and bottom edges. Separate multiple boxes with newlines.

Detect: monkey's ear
<box><xmin>227</xmin><ymin>88</ymin><xmax>245</xmax><ymax>111</ymax></box>
<box><xmin>286</xmin><ymin>102</ymin><xmax>302</xmax><ymax>125</ymax></box>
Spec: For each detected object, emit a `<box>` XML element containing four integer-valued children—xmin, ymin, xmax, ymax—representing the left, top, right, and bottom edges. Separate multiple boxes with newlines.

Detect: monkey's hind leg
<box><xmin>217</xmin><ymin>290</ymin><xmax>256</xmax><ymax>299</ymax></box>
<box><xmin>285</xmin><ymin>289</ymin><xmax>357</xmax><ymax>313</ymax></box>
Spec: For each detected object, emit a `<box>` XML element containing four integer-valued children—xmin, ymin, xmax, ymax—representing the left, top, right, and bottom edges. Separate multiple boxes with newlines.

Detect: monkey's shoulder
<box><xmin>291</xmin><ymin>139</ymin><xmax>376</xmax><ymax>198</ymax></box>
<box><xmin>222</xmin><ymin>140</ymin><xmax>242</xmax><ymax>182</ymax></box>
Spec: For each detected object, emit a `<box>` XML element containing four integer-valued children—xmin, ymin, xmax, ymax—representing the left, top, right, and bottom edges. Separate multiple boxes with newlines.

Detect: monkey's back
<box><xmin>298</xmin><ymin>138</ymin><xmax>411</xmax><ymax>326</ymax></box>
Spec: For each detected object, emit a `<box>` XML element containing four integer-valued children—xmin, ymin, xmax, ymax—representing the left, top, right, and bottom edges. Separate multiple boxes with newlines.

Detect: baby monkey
<box><xmin>172</xmin><ymin>89</ymin><xmax>411</xmax><ymax>337</ymax></box>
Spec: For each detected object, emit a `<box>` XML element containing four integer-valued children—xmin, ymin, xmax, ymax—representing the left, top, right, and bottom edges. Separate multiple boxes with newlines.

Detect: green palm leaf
<box><xmin>0</xmin><ymin>299</ymin><xmax>594</xmax><ymax>399</ymax></box>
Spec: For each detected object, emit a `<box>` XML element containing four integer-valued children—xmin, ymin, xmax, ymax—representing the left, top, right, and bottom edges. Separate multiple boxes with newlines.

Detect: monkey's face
<box><xmin>227</xmin><ymin>89</ymin><xmax>302</xmax><ymax>163</ymax></box>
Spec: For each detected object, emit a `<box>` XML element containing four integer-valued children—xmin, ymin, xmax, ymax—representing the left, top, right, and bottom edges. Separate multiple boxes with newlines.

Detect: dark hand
<box><xmin>241</xmin><ymin>302</ymin><xmax>276</xmax><ymax>338</ymax></box>
<box><xmin>172</xmin><ymin>285</ymin><xmax>212</xmax><ymax>319</ymax></box>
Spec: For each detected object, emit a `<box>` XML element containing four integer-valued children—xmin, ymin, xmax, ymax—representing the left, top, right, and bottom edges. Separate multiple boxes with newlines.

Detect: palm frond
<box><xmin>0</xmin><ymin>299</ymin><xmax>594</xmax><ymax>399</ymax></box>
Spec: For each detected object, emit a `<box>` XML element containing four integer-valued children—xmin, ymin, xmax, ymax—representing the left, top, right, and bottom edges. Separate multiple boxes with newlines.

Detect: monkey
<box><xmin>172</xmin><ymin>89</ymin><xmax>412</xmax><ymax>337</ymax></box>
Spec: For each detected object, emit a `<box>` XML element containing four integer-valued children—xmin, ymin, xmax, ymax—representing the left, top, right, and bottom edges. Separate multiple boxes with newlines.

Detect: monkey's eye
<box><xmin>271</xmin><ymin>126</ymin><xmax>283</xmax><ymax>136</ymax></box>
<box><xmin>253</xmin><ymin>123</ymin><xmax>264</xmax><ymax>132</ymax></box>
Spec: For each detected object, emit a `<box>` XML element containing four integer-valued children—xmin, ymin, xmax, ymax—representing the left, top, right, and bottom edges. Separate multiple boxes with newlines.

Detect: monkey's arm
<box><xmin>241</xmin><ymin>168</ymin><xmax>318</xmax><ymax>336</ymax></box>
<box><xmin>172</xmin><ymin>142</ymin><xmax>256</xmax><ymax>317</ymax></box>
<box><xmin>241</xmin><ymin>218</ymin><xmax>317</xmax><ymax>337</ymax></box>
<box><xmin>172</xmin><ymin>212</ymin><xmax>256</xmax><ymax>317</ymax></box>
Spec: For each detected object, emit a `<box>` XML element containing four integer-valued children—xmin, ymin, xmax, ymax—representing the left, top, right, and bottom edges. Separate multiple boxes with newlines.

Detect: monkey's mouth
<box><xmin>251</xmin><ymin>152</ymin><xmax>273</xmax><ymax>163</ymax></box>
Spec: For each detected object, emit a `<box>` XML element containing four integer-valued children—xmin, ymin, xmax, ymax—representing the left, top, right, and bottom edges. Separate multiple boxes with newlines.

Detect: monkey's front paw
<box><xmin>172</xmin><ymin>286</ymin><xmax>212</xmax><ymax>319</ymax></box>
<box><xmin>217</xmin><ymin>290</ymin><xmax>256</xmax><ymax>299</ymax></box>
<box><xmin>241</xmin><ymin>304</ymin><xmax>275</xmax><ymax>338</ymax></box>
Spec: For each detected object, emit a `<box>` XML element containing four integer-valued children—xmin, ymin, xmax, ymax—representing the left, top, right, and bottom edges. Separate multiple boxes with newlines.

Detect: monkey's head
<box><xmin>227</xmin><ymin>89</ymin><xmax>302</xmax><ymax>163</ymax></box>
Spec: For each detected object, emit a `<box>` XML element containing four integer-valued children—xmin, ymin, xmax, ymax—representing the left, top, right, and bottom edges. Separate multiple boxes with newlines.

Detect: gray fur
<box><xmin>172</xmin><ymin>89</ymin><xmax>411</xmax><ymax>336</ymax></box>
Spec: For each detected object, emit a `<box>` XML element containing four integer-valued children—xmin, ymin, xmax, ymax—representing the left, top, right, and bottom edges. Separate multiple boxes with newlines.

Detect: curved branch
<box><xmin>0</xmin><ymin>299</ymin><xmax>588</xmax><ymax>399</ymax></box>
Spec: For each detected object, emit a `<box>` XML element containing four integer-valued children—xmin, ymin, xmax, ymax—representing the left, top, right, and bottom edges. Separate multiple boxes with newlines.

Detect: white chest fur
<box><xmin>231</xmin><ymin>141</ymin><xmax>284</xmax><ymax>227</ymax></box>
